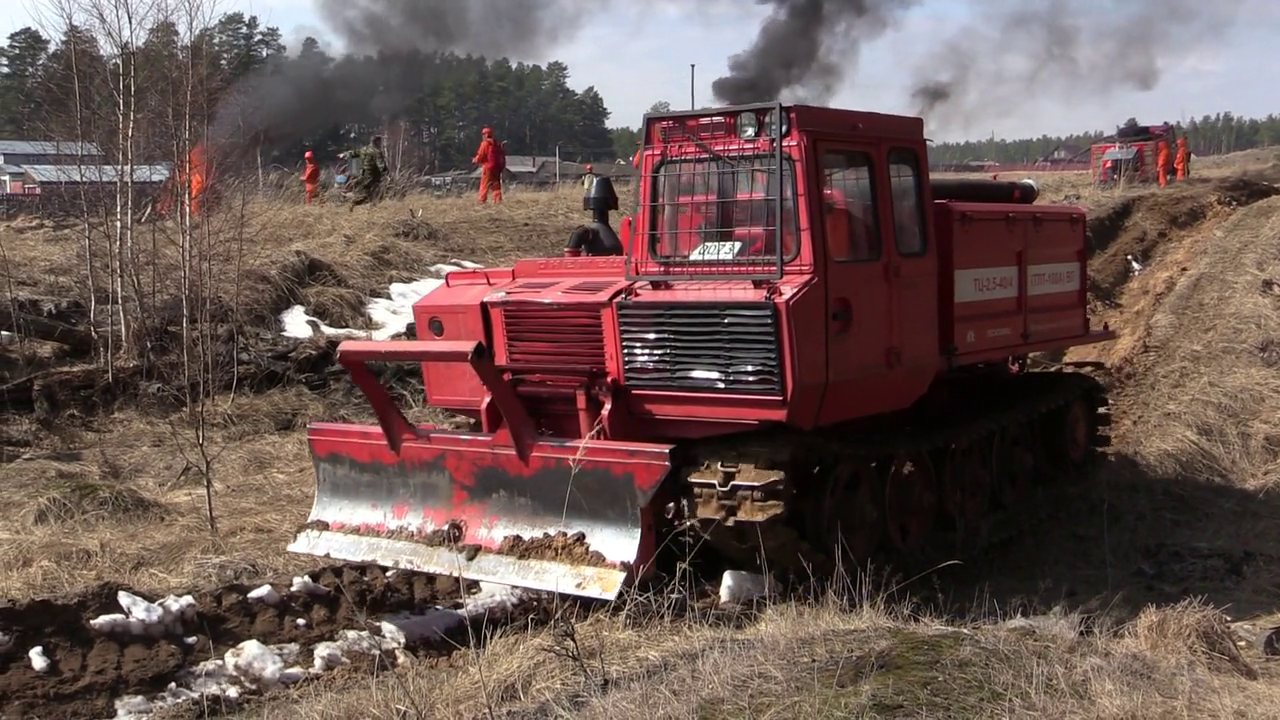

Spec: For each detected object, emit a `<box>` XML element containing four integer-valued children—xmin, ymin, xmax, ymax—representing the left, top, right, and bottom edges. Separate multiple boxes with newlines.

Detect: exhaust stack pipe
<box><xmin>565</xmin><ymin>175</ymin><xmax>625</xmax><ymax>257</ymax></box>
<box><xmin>930</xmin><ymin>178</ymin><xmax>1039</xmax><ymax>204</ymax></box>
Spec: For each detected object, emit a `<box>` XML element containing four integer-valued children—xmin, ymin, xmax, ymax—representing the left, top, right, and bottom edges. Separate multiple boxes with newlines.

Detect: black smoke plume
<box><xmin>711</xmin><ymin>0</ymin><xmax>920</xmax><ymax>105</ymax></box>
<box><xmin>909</xmin><ymin>0</ymin><xmax>1246</xmax><ymax>133</ymax></box>
<box><xmin>314</xmin><ymin>0</ymin><xmax>595</xmax><ymax>57</ymax></box>
<box><xmin>207</xmin><ymin>0</ymin><xmax>603</xmax><ymax>158</ymax></box>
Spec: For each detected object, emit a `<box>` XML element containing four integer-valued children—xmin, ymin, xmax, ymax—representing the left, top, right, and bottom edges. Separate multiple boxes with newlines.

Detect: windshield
<box><xmin>646</xmin><ymin>155</ymin><xmax>798</xmax><ymax>266</ymax></box>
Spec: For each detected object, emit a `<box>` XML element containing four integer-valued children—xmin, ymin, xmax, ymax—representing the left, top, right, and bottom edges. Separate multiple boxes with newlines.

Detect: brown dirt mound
<box><xmin>498</xmin><ymin>531</ymin><xmax>611</xmax><ymax>567</ymax></box>
<box><xmin>0</xmin><ymin>564</ymin><xmax>479</xmax><ymax>719</ymax></box>
<box><xmin>1085</xmin><ymin>177</ymin><xmax>1280</xmax><ymax>309</ymax></box>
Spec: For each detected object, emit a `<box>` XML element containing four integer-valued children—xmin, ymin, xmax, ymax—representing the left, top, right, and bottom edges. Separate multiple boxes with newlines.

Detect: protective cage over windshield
<box><xmin>629</xmin><ymin>103</ymin><xmax>795</xmax><ymax>282</ymax></box>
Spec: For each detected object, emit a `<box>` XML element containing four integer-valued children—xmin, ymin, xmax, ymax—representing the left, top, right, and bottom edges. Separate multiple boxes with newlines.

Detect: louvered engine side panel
<box><xmin>616</xmin><ymin>302</ymin><xmax>782</xmax><ymax>394</ymax></box>
<box><xmin>501</xmin><ymin>305</ymin><xmax>607</xmax><ymax>369</ymax></box>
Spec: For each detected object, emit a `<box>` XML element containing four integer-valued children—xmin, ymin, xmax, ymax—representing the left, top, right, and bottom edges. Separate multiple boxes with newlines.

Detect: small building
<box><xmin>424</xmin><ymin>169</ymin><xmax>475</xmax><ymax>195</ymax></box>
<box><xmin>0</xmin><ymin>164</ymin><xmax>26</xmax><ymax>193</ymax></box>
<box><xmin>1038</xmin><ymin>143</ymin><xmax>1087</xmax><ymax>165</ymax></box>
<box><xmin>17</xmin><ymin>163</ymin><xmax>172</xmax><ymax>215</ymax></box>
<box><xmin>466</xmin><ymin>154</ymin><xmax>558</xmax><ymax>185</ymax></box>
<box><xmin>0</xmin><ymin>140</ymin><xmax>105</xmax><ymax>166</ymax></box>
<box><xmin>466</xmin><ymin>156</ymin><xmax>638</xmax><ymax>187</ymax></box>
<box><xmin>20</xmin><ymin>163</ymin><xmax>171</xmax><ymax>192</ymax></box>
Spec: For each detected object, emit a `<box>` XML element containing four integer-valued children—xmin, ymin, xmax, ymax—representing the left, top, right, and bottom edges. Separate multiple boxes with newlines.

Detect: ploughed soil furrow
<box><xmin>0</xmin><ymin>564</ymin><xmax>537</xmax><ymax>719</ymax></box>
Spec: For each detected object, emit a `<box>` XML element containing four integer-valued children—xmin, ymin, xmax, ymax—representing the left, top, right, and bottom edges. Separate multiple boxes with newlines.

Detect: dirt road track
<box><xmin>0</xmin><ymin>564</ymin><xmax>544</xmax><ymax>719</ymax></box>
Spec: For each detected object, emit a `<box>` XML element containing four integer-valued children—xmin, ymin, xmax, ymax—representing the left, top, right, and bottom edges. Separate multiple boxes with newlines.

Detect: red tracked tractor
<box><xmin>1090</xmin><ymin>121</ymin><xmax>1178</xmax><ymax>186</ymax></box>
<box><xmin>289</xmin><ymin>102</ymin><xmax>1116</xmax><ymax>601</ymax></box>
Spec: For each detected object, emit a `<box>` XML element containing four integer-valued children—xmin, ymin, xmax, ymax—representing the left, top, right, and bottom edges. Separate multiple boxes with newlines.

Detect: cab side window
<box><xmin>888</xmin><ymin>148</ymin><xmax>926</xmax><ymax>257</ymax></box>
<box><xmin>821</xmin><ymin>150</ymin><xmax>879</xmax><ymax>262</ymax></box>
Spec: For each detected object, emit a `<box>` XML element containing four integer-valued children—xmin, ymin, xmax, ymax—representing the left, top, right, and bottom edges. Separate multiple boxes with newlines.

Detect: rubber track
<box><xmin>670</xmin><ymin>367</ymin><xmax>1112</xmax><ymax>583</ymax></box>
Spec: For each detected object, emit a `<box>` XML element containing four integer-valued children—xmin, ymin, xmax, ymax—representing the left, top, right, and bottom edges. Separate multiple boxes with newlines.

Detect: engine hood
<box><xmin>484</xmin><ymin>277</ymin><xmax>632</xmax><ymax>305</ymax></box>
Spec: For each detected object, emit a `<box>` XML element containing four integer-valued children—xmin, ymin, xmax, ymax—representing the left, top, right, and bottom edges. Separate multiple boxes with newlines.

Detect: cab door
<box><xmin>883</xmin><ymin>145</ymin><xmax>939</xmax><ymax>378</ymax></box>
<box><xmin>814</xmin><ymin>142</ymin><xmax>896</xmax><ymax>423</ymax></box>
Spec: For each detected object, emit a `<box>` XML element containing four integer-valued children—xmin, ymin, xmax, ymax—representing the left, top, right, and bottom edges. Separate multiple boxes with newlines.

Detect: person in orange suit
<box><xmin>1155</xmin><ymin>139</ymin><xmax>1172</xmax><ymax>187</ymax></box>
<box><xmin>472</xmin><ymin>127</ymin><xmax>505</xmax><ymax>203</ymax></box>
<box><xmin>1175</xmin><ymin>137</ymin><xmax>1190</xmax><ymax>181</ymax></box>
<box><xmin>302</xmin><ymin>150</ymin><xmax>321</xmax><ymax>204</ymax></box>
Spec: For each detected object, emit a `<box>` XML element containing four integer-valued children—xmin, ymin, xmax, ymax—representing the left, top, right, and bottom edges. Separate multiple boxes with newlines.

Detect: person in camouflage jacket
<box><xmin>342</xmin><ymin>135</ymin><xmax>389</xmax><ymax>210</ymax></box>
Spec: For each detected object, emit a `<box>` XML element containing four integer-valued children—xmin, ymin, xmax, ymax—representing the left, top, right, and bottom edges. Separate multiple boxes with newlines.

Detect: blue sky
<box><xmin>4</xmin><ymin>0</ymin><xmax>1276</xmax><ymax>142</ymax></box>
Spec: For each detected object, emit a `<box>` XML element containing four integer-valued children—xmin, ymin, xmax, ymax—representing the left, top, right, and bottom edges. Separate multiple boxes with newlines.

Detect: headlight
<box><xmin>764</xmin><ymin>108</ymin><xmax>789</xmax><ymax>138</ymax></box>
<box><xmin>737</xmin><ymin>111</ymin><xmax>759</xmax><ymax>139</ymax></box>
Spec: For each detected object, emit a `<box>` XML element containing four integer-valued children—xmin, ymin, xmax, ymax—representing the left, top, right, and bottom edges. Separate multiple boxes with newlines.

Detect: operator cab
<box><xmin>624</xmin><ymin>102</ymin><xmax>941</xmax><ymax>421</ymax></box>
<box><xmin>626</xmin><ymin>103</ymin><xmax>932</xmax><ymax>283</ymax></box>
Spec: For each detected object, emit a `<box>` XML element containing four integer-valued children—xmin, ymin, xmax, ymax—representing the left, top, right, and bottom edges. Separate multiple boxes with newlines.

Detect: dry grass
<box><xmin>237</xmin><ymin>588</ymin><xmax>1280</xmax><ymax>720</ymax></box>
<box><xmin>959</xmin><ymin>147</ymin><xmax>1280</xmax><ymax>207</ymax></box>
<box><xmin>0</xmin><ymin>391</ymin><xmax>324</xmax><ymax>597</ymax></box>
<box><xmin>0</xmin><ymin>183</ymin><xmax>608</xmax><ymax>328</ymax></box>
<box><xmin>4</xmin><ymin>150</ymin><xmax>1280</xmax><ymax>717</ymax></box>
<box><xmin>1103</xmin><ymin>196</ymin><xmax>1280</xmax><ymax>485</ymax></box>
<box><xmin>0</xmin><ymin>183</ymin><xmax>606</xmax><ymax>598</ymax></box>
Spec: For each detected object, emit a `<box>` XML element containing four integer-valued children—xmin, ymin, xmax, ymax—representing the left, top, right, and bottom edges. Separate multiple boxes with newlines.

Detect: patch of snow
<box><xmin>277</xmin><ymin>306</ymin><xmax>368</xmax><ymax>340</ymax></box>
<box><xmin>114</xmin><ymin>694</ymin><xmax>153</xmax><ymax>718</ymax></box>
<box><xmin>376</xmin><ymin>582</ymin><xmax>527</xmax><ymax>648</ymax></box>
<box><xmin>718</xmin><ymin>570</ymin><xmax>779</xmax><ymax>605</ymax></box>
<box><xmin>278</xmin><ymin>259</ymin><xmax>484</xmax><ymax>341</ymax></box>
<box><xmin>121</xmin><ymin>684</ymin><xmax>200</xmax><ymax>715</ymax></box>
<box><xmin>28</xmin><ymin>645</ymin><xmax>51</xmax><ymax>672</ymax></box>
<box><xmin>114</xmin><ymin>580</ymin><xmax>526</xmax><ymax>717</ymax></box>
<box><xmin>225</xmin><ymin>639</ymin><xmax>285</xmax><ymax>688</ymax></box>
<box><xmin>89</xmin><ymin>591</ymin><xmax>197</xmax><ymax>638</ymax></box>
<box><xmin>466</xmin><ymin>582</ymin><xmax>525</xmax><ymax>614</ymax></box>
<box><xmin>310</xmin><ymin>640</ymin><xmax>348</xmax><ymax>672</ymax></box>
<box><xmin>117</xmin><ymin>591</ymin><xmax>164</xmax><ymax>624</ymax></box>
<box><xmin>184</xmin><ymin>657</ymin><xmax>241</xmax><ymax>699</ymax></box>
<box><xmin>289</xmin><ymin>575</ymin><xmax>330</xmax><ymax>596</ymax></box>
<box><xmin>307</xmin><ymin>629</ymin><xmax>398</xmax><ymax>672</ymax></box>
<box><xmin>88</xmin><ymin>613</ymin><xmax>128</xmax><ymax>633</ymax></box>
<box><xmin>246</xmin><ymin>584</ymin><xmax>281</xmax><ymax>606</ymax></box>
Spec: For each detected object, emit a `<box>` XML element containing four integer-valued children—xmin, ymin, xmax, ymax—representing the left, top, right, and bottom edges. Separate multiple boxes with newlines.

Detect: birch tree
<box><xmin>78</xmin><ymin>0</ymin><xmax>163</xmax><ymax>357</ymax></box>
<box><xmin>166</xmin><ymin>0</ymin><xmax>224</xmax><ymax>534</ymax></box>
<box><xmin>37</xmin><ymin>0</ymin><xmax>107</xmax><ymax>363</ymax></box>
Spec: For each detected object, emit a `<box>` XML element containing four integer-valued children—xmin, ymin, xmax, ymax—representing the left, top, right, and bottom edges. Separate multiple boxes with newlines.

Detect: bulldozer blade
<box><xmin>289</xmin><ymin>422</ymin><xmax>675</xmax><ymax>602</ymax></box>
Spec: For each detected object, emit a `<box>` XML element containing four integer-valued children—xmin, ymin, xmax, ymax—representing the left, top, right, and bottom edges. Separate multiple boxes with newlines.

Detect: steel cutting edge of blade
<box><xmin>287</xmin><ymin>529</ymin><xmax>628</xmax><ymax>602</ymax></box>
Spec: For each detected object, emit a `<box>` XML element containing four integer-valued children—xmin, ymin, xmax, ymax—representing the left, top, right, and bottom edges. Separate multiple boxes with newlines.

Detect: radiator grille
<box><xmin>501</xmin><ymin>305</ymin><xmax>606</xmax><ymax>369</ymax></box>
<box><xmin>616</xmin><ymin>302</ymin><xmax>782</xmax><ymax>394</ymax></box>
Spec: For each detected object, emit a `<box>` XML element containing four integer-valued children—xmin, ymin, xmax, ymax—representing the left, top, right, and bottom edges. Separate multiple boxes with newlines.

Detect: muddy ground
<box><xmin>0</xmin><ymin>565</ymin><xmax>531</xmax><ymax>719</ymax></box>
